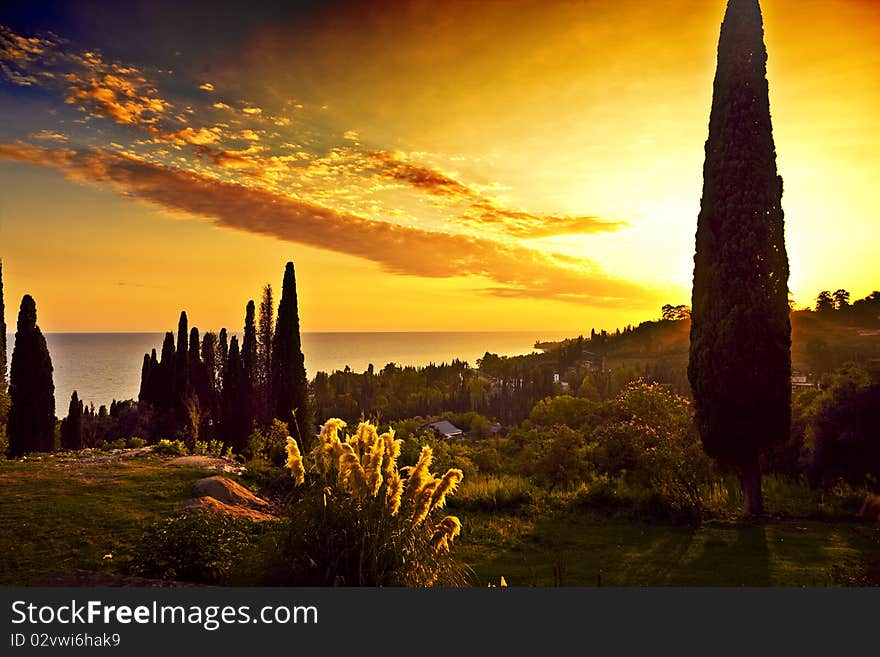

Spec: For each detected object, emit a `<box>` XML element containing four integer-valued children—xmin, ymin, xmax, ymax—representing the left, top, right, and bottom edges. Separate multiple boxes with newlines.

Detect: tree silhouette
<box><xmin>257</xmin><ymin>283</ymin><xmax>274</xmax><ymax>425</ymax></box>
<box><xmin>7</xmin><ymin>295</ymin><xmax>56</xmax><ymax>456</ymax></box>
<box><xmin>60</xmin><ymin>390</ymin><xmax>84</xmax><ymax>450</ymax></box>
<box><xmin>688</xmin><ymin>0</ymin><xmax>790</xmax><ymax>515</ymax></box>
<box><xmin>0</xmin><ymin>259</ymin><xmax>6</xmax><ymax>389</ymax></box>
<box><xmin>271</xmin><ymin>261</ymin><xmax>312</xmax><ymax>448</ymax></box>
<box><xmin>0</xmin><ymin>259</ymin><xmax>7</xmax><ymax>442</ymax></box>
<box><xmin>221</xmin><ymin>336</ymin><xmax>250</xmax><ymax>453</ymax></box>
<box><xmin>815</xmin><ymin>290</ymin><xmax>834</xmax><ymax>314</ymax></box>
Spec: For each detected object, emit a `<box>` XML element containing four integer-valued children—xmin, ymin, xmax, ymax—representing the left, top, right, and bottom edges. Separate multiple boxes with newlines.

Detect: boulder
<box><xmin>193</xmin><ymin>475</ymin><xmax>271</xmax><ymax>510</ymax></box>
<box><xmin>182</xmin><ymin>496</ymin><xmax>277</xmax><ymax>522</ymax></box>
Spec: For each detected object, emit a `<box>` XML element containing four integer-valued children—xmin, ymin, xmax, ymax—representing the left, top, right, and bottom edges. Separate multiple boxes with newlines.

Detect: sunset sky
<box><xmin>1</xmin><ymin>0</ymin><xmax>878</xmax><ymax>333</ymax></box>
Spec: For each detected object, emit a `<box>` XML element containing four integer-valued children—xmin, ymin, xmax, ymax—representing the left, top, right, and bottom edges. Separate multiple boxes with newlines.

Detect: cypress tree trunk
<box><xmin>688</xmin><ymin>0</ymin><xmax>791</xmax><ymax>517</ymax></box>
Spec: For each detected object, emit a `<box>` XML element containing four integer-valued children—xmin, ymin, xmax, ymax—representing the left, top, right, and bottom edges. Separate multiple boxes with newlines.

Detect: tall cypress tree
<box><xmin>271</xmin><ymin>262</ymin><xmax>312</xmax><ymax>448</ymax></box>
<box><xmin>688</xmin><ymin>0</ymin><xmax>791</xmax><ymax>515</ymax></box>
<box><xmin>158</xmin><ymin>331</ymin><xmax>176</xmax><ymax>411</ymax></box>
<box><xmin>0</xmin><ymin>258</ymin><xmax>6</xmax><ymax>388</ymax></box>
<box><xmin>257</xmin><ymin>284</ymin><xmax>274</xmax><ymax>424</ymax></box>
<box><xmin>221</xmin><ymin>336</ymin><xmax>249</xmax><ymax>454</ymax></box>
<box><xmin>218</xmin><ymin>328</ymin><xmax>228</xmax><ymax>386</ymax></box>
<box><xmin>175</xmin><ymin>311</ymin><xmax>189</xmax><ymax>399</ymax></box>
<box><xmin>242</xmin><ymin>300</ymin><xmax>258</xmax><ymax>384</ymax></box>
<box><xmin>241</xmin><ymin>300</ymin><xmax>258</xmax><ymax>429</ymax></box>
<box><xmin>0</xmin><ymin>259</ymin><xmax>7</xmax><ymax>443</ymax></box>
<box><xmin>138</xmin><ymin>353</ymin><xmax>152</xmax><ymax>404</ymax></box>
<box><xmin>7</xmin><ymin>295</ymin><xmax>55</xmax><ymax>456</ymax></box>
<box><xmin>60</xmin><ymin>390</ymin><xmax>83</xmax><ymax>450</ymax></box>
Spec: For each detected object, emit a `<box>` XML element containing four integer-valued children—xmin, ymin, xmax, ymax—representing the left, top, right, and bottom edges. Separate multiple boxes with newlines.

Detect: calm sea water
<box><xmin>4</xmin><ymin>331</ymin><xmax>573</xmax><ymax>414</ymax></box>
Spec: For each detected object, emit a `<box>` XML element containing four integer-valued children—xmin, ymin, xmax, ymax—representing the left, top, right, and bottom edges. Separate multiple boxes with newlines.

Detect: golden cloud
<box><xmin>0</xmin><ymin>142</ymin><xmax>652</xmax><ymax>306</ymax></box>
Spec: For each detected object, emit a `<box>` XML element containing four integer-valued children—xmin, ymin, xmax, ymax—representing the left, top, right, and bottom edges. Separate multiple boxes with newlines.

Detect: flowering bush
<box><xmin>266</xmin><ymin>419</ymin><xmax>471</xmax><ymax>586</ymax></box>
<box><xmin>591</xmin><ymin>381</ymin><xmax>714</xmax><ymax>516</ymax></box>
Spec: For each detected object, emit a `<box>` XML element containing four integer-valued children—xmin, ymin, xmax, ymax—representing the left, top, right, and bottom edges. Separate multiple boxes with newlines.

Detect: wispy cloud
<box><xmin>0</xmin><ymin>23</ymin><xmax>646</xmax><ymax>306</ymax></box>
<box><xmin>366</xmin><ymin>150</ymin><xmax>625</xmax><ymax>238</ymax></box>
<box><xmin>0</xmin><ymin>142</ymin><xmax>651</xmax><ymax>306</ymax></box>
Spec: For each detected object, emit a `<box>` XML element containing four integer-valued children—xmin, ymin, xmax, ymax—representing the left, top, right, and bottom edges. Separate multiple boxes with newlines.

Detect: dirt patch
<box><xmin>182</xmin><ymin>496</ymin><xmax>278</xmax><ymax>522</ymax></box>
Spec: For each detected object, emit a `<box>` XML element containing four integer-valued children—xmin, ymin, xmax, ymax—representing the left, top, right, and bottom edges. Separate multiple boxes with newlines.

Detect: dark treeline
<box><xmin>135</xmin><ymin>261</ymin><xmax>311</xmax><ymax>452</ymax></box>
<box><xmin>41</xmin><ymin>262</ymin><xmax>312</xmax><ymax>456</ymax></box>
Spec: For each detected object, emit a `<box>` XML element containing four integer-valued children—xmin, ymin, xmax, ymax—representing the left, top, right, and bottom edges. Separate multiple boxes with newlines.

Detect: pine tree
<box><xmin>688</xmin><ymin>0</ymin><xmax>791</xmax><ymax>516</ymax></box>
<box><xmin>7</xmin><ymin>295</ymin><xmax>55</xmax><ymax>456</ymax></box>
<box><xmin>271</xmin><ymin>262</ymin><xmax>312</xmax><ymax>448</ymax></box>
<box><xmin>60</xmin><ymin>390</ymin><xmax>84</xmax><ymax>450</ymax></box>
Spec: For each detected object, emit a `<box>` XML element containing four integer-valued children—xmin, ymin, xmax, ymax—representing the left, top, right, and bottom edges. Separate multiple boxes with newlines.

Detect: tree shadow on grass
<box><xmin>670</xmin><ymin>521</ymin><xmax>770</xmax><ymax>586</ymax></box>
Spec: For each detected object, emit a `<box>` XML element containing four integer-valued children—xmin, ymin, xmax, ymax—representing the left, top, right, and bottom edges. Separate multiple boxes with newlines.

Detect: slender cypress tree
<box><xmin>271</xmin><ymin>262</ymin><xmax>312</xmax><ymax>448</ymax></box>
<box><xmin>158</xmin><ymin>331</ymin><xmax>176</xmax><ymax>411</ymax></box>
<box><xmin>7</xmin><ymin>295</ymin><xmax>55</xmax><ymax>456</ymax></box>
<box><xmin>688</xmin><ymin>0</ymin><xmax>791</xmax><ymax>515</ymax></box>
<box><xmin>242</xmin><ymin>300</ymin><xmax>258</xmax><ymax>384</ymax></box>
<box><xmin>0</xmin><ymin>258</ymin><xmax>6</xmax><ymax>388</ymax></box>
<box><xmin>221</xmin><ymin>336</ymin><xmax>249</xmax><ymax>453</ymax></box>
<box><xmin>257</xmin><ymin>284</ymin><xmax>274</xmax><ymax>424</ymax></box>
<box><xmin>138</xmin><ymin>353</ymin><xmax>152</xmax><ymax>404</ymax></box>
<box><xmin>175</xmin><ymin>311</ymin><xmax>189</xmax><ymax>398</ymax></box>
<box><xmin>0</xmin><ymin>259</ymin><xmax>7</xmax><ymax>442</ymax></box>
<box><xmin>218</xmin><ymin>328</ymin><xmax>228</xmax><ymax>386</ymax></box>
<box><xmin>201</xmin><ymin>332</ymin><xmax>218</xmax><ymax>398</ymax></box>
<box><xmin>60</xmin><ymin>390</ymin><xmax>84</xmax><ymax>450</ymax></box>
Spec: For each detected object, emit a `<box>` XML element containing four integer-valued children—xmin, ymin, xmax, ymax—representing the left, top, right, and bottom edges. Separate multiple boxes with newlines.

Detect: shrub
<box><xmin>590</xmin><ymin>381</ymin><xmax>714</xmax><ymax>516</ymax></box>
<box><xmin>154</xmin><ymin>438</ymin><xmax>187</xmax><ymax>456</ymax></box>
<box><xmin>245</xmin><ymin>419</ymin><xmax>289</xmax><ymax>465</ymax></box>
<box><xmin>126</xmin><ymin>436</ymin><xmax>147</xmax><ymax>448</ymax></box>
<box><xmin>447</xmin><ymin>475</ymin><xmax>534</xmax><ymax>513</ymax></box>
<box><xmin>130</xmin><ymin>513</ymin><xmax>270</xmax><ymax>584</ymax></box>
<box><xmin>265</xmin><ymin>419</ymin><xmax>471</xmax><ymax>586</ymax></box>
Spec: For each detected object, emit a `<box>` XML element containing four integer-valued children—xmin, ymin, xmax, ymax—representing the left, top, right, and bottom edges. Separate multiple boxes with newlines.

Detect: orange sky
<box><xmin>0</xmin><ymin>0</ymin><xmax>878</xmax><ymax>333</ymax></box>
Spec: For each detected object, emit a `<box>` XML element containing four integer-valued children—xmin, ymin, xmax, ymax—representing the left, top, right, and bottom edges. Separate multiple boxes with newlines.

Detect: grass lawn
<box><xmin>0</xmin><ymin>452</ymin><xmax>215</xmax><ymax>585</ymax></box>
<box><xmin>458</xmin><ymin>509</ymin><xmax>880</xmax><ymax>587</ymax></box>
<box><xmin>1</xmin><ymin>452</ymin><xmax>878</xmax><ymax>587</ymax></box>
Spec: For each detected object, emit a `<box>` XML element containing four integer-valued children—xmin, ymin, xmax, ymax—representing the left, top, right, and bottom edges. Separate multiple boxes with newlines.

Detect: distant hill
<box><xmin>538</xmin><ymin>295</ymin><xmax>880</xmax><ymax>381</ymax></box>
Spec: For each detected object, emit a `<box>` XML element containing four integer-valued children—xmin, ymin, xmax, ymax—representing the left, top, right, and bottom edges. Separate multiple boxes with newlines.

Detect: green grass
<box><xmin>2</xmin><ymin>454</ymin><xmax>878</xmax><ymax>587</ymax></box>
<box><xmin>457</xmin><ymin>506</ymin><xmax>880</xmax><ymax>587</ymax></box>
<box><xmin>0</xmin><ymin>452</ymin><xmax>214</xmax><ymax>585</ymax></box>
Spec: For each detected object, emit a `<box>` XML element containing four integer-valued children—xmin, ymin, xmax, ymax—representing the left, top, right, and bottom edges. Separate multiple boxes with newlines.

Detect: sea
<box><xmin>4</xmin><ymin>331</ymin><xmax>574</xmax><ymax>414</ymax></box>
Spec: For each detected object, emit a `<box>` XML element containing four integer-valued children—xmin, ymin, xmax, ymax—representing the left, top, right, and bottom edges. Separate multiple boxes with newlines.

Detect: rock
<box><xmin>857</xmin><ymin>495</ymin><xmax>880</xmax><ymax>523</ymax></box>
<box><xmin>182</xmin><ymin>496</ymin><xmax>278</xmax><ymax>522</ymax></box>
<box><xmin>193</xmin><ymin>475</ymin><xmax>271</xmax><ymax>510</ymax></box>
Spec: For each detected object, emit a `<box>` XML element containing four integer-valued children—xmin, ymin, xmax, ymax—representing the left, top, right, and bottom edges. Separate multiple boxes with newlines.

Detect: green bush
<box><xmin>129</xmin><ymin>513</ymin><xmax>271</xmax><ymax>584</ymax></box>
<box><xmin>154</xmin><ymin>439</ymin><xmax>187</xmax><ymax>456</ymax></box>
<box><xmin>126</xmin><ymin>437</ymin><xmax>147</xmax><ymax>448</ymax></box>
